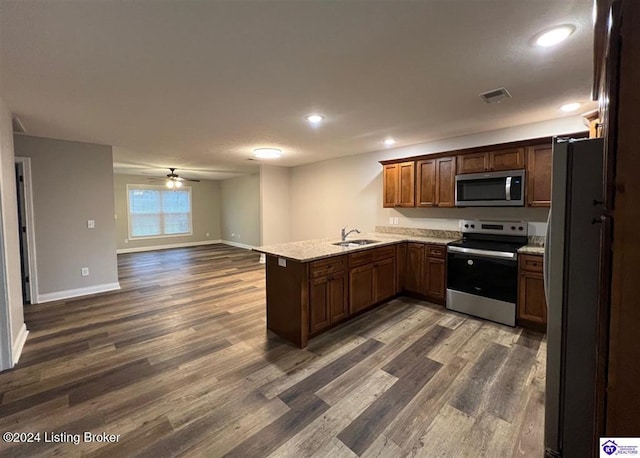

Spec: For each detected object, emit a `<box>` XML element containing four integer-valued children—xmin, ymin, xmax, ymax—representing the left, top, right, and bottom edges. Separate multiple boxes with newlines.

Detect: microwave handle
<box><xmin>505</xmin><ymin>176</ymin><xmax>512</xmax><ymax>201</ymax></box>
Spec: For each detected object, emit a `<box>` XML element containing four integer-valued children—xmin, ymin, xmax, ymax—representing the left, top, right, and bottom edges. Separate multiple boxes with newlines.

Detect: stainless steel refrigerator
<box><xmin>544</xmin><ymin>137</ymin><xmax>605</xmax><ymax>458</ymax></box>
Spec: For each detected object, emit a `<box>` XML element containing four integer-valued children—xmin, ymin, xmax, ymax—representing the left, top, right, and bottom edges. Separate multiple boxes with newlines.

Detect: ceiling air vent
<box><xmin>479</xmin><ymin>87</ymin><xmax>512</xmax><ymax>104</ymax></box>
<box><xmin>12</xmin><ymin>116</ymin><xmax>27</xmax><ymax>134</ymax></box>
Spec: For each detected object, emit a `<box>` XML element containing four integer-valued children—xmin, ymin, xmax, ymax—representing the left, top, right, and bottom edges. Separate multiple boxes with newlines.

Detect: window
<box><xmin>127</xmin><ymin>185</ymin><xmax>192</xmax><ymax>238</ymax></box>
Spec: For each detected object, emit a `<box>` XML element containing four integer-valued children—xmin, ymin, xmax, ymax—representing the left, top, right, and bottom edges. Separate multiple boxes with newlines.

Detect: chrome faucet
<box><xmin>341</xmin><ymin>226</ymin><xmax>361</xmax><ymax>241</ymax></box>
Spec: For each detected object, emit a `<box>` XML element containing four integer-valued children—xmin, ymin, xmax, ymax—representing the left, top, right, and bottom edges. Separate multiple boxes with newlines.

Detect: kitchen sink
<box><xmin>332</xmin><ymin>239</ymin><xmax>380</xmax><ymax>247</ymax></box>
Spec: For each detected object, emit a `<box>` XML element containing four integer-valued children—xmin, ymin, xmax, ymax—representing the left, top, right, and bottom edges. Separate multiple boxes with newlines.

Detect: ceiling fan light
<box><xmin>166</xmin><ymin>180</ymin><xmax>175</xmax><ymax>189</ymax></box>
<box><xmin>175</xmin><ymin>180</ymin><xmax>183</xmax><ymax>188</ymax></box>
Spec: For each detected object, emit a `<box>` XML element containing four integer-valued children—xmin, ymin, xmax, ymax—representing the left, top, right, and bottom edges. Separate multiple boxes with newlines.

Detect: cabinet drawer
<box><xmin>348</xmin><ymin>245</ymin><xmax>395</xmax><ymax>268</ymax></box>
<box><xmin>426</xmin><ymin>245</ymin><xmax>445</xmax><ymax>258</ymax></box>
<box><xmin>311</xmin><ymin>255</ymin><xmax>346</xmax><ymax>278</ymax></box>
<box><xmin>520</xmin><ymin>254</ymin><xmax>543</xmax><ymax>273</ymax></box>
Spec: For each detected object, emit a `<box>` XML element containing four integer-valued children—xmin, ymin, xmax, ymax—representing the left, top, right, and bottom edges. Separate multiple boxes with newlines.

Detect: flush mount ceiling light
<box><xmin>306</xmin><ymin>114</ymin><xmax>324</xmax><ymax>124</ymax></box>
<box><xmin>253</xmin><ymin>148</ymin><xmax>282</xmax><ymax>159</ymax></box>
<box><xmin>534</xmin><ymin>25</ymin><xmax>576</xmax><ymax>47</ymax></box>
<box><xmin>560</xmin><ymin>102</ymin><xmax>582</xmax><ymax>112</ymax></box>
<box><xmin>383</xmin><ymin>137</ymin><xmax>397</xmax><ymax>146</ymax></box>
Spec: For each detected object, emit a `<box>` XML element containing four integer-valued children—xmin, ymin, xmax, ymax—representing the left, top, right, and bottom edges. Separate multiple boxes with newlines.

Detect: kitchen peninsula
<box><xmin>254</xmin><ymin>228</ymin><xmax>459</xmax><ymax>347</ymax></box>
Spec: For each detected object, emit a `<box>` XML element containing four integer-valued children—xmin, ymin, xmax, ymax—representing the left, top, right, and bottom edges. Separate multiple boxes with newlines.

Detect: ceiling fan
<box><xmin>148</xmin><ymin>168</ymin><xmax>201</xmax><ymax>188</ymax></box>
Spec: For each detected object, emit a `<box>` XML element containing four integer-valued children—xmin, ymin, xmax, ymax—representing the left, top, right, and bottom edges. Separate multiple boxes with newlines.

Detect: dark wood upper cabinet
<box><xmin>382</xmin><ymin>137</ymin><xmax>556</xmax><ymax>208</ymax></box>
<box><xmin>489</xmin><ymin>148</ymin><xmax>525</xmax><ymax>171</ymax></box>
<box><xmin>435</xmin><ymin>157</ymin><xmax>456</xmax><ymax>207</ymax></box>
<box><xmin>527</xmin><ymin>145</ymin><xmax>552</xmax><ymax>207</ymax></box>
<box><xmin>383</xmin><ymin>163</ymin><xmax>400</xmax><ymax>207</ymax></box>
<box><xmin>383</xmin><ymin>162</ymin><xmax>415</xmax><ymax>208</ymax></box>
<box><xmin>457</xmin><ymin>148</ymin><xmax>524</xmax><ymax>174</ymax></box>
<box><xmin>415</xmin><ymin>156</ymin><xmax>455</xmax><ymax>208</ymax></box>
<box><xmin>416</xmin><ymin>159</ymin><xmax>436</xmax><ymax>207</ymax></box>
<box><xmin>457</xmin><ymin>152</ymin><xmax>488</xmax><ymax>174</ymax></box>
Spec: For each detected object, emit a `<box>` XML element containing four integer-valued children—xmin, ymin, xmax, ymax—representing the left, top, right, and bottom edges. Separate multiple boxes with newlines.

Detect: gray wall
<box><xmin>0</xmin><ymin>96</ymin><xmax>26</xmax><ymax>369</ymax></box>
<box><xmin>114</xmin><ymin>174</ymin><xmax>222</xmax><ymax>251</ymax></box>
<box><xmin>289</xmin><ymin>116</ymin><xmax>588</xmax><ymax>241</ymax></box>
<box><xmin>260</xmin><ymin>165</ymin><xmax>291</xmax><ymax>246</ymax></box>
<box><xmin>14</xmin><ymin>135</ymin><xmax>119</xmax><ymax>299</ymax></box>
<box><xmin>220</xmin><ymin>173</ymin><xmax>260</xmax><ymax>247</ymax></box>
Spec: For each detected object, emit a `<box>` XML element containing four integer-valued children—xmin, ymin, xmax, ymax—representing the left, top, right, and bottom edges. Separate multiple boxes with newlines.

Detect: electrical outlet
<box><xmin>389</xmin><ymin>217</ymin><xmax>394</xmax><ymax>224</ymax></box>
<box><xmin>81</xmin><ymin>267</ymin><xmax>89</xmax><ymax>277</ymax></box>
<box><xmin>394</xmin><ymin>217</ymin><xmax>399</xmax><ymax>225</ymax></box>
<box><xmin>87</xmin><ymin>219</ymin><xmax>95</xmax><ymax>229</ymax></box>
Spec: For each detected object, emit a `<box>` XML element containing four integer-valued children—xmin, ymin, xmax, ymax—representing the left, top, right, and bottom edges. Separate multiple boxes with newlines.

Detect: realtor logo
<box><xmin>600</xmin><ymin>438</ymin><xmax>640</xmax><ymax>457</ymax></box>
<box><xmin>602</xmin><ymin>440</ymin><xmax>618</xmax><ymax>455</ymax></box>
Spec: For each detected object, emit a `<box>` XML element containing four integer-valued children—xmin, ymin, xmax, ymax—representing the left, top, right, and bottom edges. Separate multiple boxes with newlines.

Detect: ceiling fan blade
<box><xmin>182</xmin><ymin>178</ymin><xmax>201</xmax><ymax>182</ymax></box>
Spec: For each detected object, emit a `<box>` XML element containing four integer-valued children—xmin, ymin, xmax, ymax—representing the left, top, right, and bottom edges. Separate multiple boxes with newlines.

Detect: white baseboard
<box><xmin>12</xmin><ymin>323</ymin><xmax>28</xmax><ymax>366</ymax></box>
<box><xmin>221</xmin><ymin>240</ymin><xmax>257</xmax><ymax>250</ymax></box>
<box><xmin>37</xmin><ymin>282</ymin><xmax>121</xmax><ymax>303</ymax></box>
<box><xmin>117</xmin><ymin>239</ymin><xmax>222</xmax><ymax>254</ymax></box>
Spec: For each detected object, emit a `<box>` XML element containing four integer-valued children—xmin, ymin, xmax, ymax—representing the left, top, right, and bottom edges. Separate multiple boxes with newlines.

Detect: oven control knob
<box><xmin>471</xmin><ymin>224</ymin><xmax>475</xmax><ymax>229</ymax></box>
<box><xmin>511</xmin><ymin>226</ymin><xmax>516</xmax><ymax>230</ymax></box>
<box><xmin>467</xmin><ymin>260</ymin><xmax>474</xmax><ymax>266</ymax></box>
<box><xmin>519</xmin><ymin>226</ymin><xmax>524</xmax><ymax>231</ymax></box>
<box><xmin>464</xmin><ymin>224</ymin><xmax>469</xmax><ymax>228</ymax></box>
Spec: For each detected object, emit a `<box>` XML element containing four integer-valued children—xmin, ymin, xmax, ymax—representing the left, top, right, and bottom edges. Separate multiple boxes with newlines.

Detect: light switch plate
<box><xmin>81</xmin><ymin>267</ymin><xmax>89</xmax><ymax>277</ymax></box>
<box><xmin>389</xmin><ymin>217</ymin><xmax>394</xmax><ymax>224</ymax></box>
<box><xmin>393</xmin><ymin>217</ymin><xmax>399</xmax><ymax>225</ymax></box>
<box><xmin>87</xmin><ymin>220</ymin><xmax>95</xmax><ymax>229</ymax></box>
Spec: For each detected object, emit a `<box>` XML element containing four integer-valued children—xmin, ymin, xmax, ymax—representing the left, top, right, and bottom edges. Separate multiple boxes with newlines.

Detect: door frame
<box><xmin>14</xmin><ymin>157</ymin><xmax>38</xmax><ymax>304</ymax></box>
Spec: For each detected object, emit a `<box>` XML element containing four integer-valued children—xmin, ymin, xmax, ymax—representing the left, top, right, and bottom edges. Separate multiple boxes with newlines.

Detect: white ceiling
<box><xmin>1</xmin><ymin>0</ymin><xmax>594</xmax><ymax>180</ymax></box>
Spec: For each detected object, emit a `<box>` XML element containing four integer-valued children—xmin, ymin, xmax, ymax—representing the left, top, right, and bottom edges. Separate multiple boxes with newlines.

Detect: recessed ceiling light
<box><xmin>560</xmin><ymin>102</ymin><xmax>581</xmax><ymax>112</ymax></box>
<box><xmin>383</xmin><ymin>137</ymin><xmax>397</xmax><ymax>146</ymax></box>
<box><xmin>535</xmin><ymin>25</ymin><xmax>576</xmax><ymax>47</ymax></box>
<box><xmin>253</xmin><ymin>148</ymin><xmax>282</xmax><ymax>159</ymax></box>
<box><xmin>306</xmin><ymin>114</ymin><xmax>324</xmax><ymax>124</ymax></box>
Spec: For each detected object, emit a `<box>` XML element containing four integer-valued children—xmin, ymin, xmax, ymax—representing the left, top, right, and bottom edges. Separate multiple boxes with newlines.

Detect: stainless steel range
<box><xmin>446</xmin><ymin>219</ymin><xmax>528</xmax><ymax>326</ymax></box>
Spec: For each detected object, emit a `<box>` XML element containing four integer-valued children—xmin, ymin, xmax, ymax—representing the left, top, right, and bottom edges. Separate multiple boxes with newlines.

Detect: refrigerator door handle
<box><xmin>544</xmin><ymin>209</ymin><xmax>551</xmax><ymax>306</ymax></box>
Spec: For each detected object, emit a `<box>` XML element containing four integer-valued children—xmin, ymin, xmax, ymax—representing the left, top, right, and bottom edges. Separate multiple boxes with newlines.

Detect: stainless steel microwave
<box><xmin>455</xmin><ymin>169</ymin><xmax>525</xmax><ymax>207</ymax></box>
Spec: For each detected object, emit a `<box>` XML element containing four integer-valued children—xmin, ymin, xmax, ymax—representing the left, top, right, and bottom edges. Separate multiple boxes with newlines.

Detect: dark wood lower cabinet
<box><xmin>425</xmin><ymin>257</ymin><xmax>445</xmax><ymax>301</ymax></box>
<box><xmin>348</xmin><ymin>256</ymin><xmax>396</xmax><ymax>314</ymax></box>
<box><xmin>404</xmin><ymin>243</ymin><xmax>424</xmax><ymax>294</ymax></box>
<box><xmin>309</xmin><ymin>271</ymin><xmax>348</xmax><ymax>334</ymax></box>
<box><xmin>349</xmin><ymin>264</ymin><xmax>375</xmax><ymax>314</ymax></box>
<box><xmin>404</xmin><ymin>243</ymin><xmax>446</xmax><ymax>304</ymax></box>
<box><xmin>374</xmin><ymin>256</ymin><xmax>396</xmax><ymax>303</ymax></box>
<box><xmin>517</xmin><ymin>254</ymin><xmax>547</xmax><ymax>331</ymax></box>
<box><xmin>265</xmin><ymin>242</ymin><xmax>445</xmax><ymax>348</ymax></box>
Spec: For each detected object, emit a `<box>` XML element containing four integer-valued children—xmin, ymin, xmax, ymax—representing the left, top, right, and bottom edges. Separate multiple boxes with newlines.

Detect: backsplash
<box><xmin>527</xmin><ymin>236</ymin><xmax>545</xmax><ymax>247</ymax></box>
<box><xmin>375</xmin><ymin>225</ymin><xmax>461</xmax><ymax>239</ymax></box>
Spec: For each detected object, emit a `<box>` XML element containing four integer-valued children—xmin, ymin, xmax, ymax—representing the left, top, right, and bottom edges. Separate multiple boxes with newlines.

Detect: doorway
<box><xmin>14</xmin><ymin>157</ymin><xmax>37</xmax><ymax>304</ymax></box>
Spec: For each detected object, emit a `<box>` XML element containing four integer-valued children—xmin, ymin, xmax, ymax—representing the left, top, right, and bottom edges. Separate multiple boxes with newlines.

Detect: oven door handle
<box><xmin>447</xmin><ymin>245</ymin><xmax>517</xmax><ymax>260</ymax></box>
<box><xmin>505</xmin><ymin>176</ymin><xmax>512</xmax><ymax>201</ymax></box>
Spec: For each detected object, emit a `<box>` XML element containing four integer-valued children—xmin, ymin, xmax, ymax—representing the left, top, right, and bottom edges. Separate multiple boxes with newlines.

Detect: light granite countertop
<box><xmin>254</xmin><ymin>232</ymin><xmax>459</xmax><ymax>262</ymax></box>
<box><xmin>518</xmin><ymin>245</ymin><xmax>545</xmax><ymax>255</ymax></box>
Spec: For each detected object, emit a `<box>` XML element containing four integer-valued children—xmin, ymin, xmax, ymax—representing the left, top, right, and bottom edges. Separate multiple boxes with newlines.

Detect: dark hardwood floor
<box><xmin>0</xmin><ymin>245</ymin><xmax>545</xmax><ymax>457</ymax></box>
